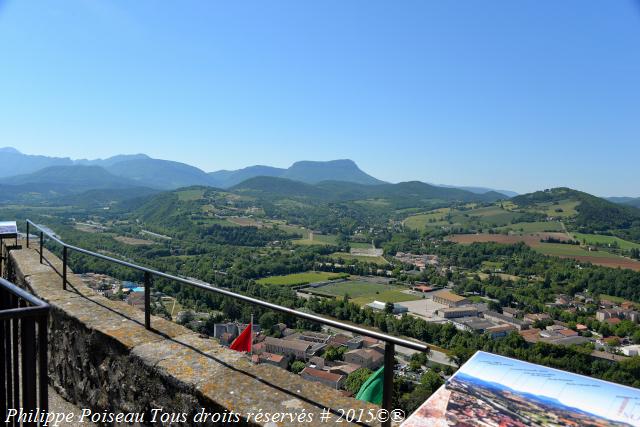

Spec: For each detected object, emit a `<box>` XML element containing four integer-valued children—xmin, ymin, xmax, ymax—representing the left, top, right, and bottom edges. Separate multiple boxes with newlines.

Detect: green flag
<box><xmin>355</xmin><ymin>366</ymin><xmax>384</xmax><ymax>405</ymax></box>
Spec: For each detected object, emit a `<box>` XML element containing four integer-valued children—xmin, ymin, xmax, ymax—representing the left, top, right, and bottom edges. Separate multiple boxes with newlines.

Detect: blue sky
<box><xmin>1</xmin><ymin>1</ymin><xmax>639</xmax><ymax>196</ymax></box>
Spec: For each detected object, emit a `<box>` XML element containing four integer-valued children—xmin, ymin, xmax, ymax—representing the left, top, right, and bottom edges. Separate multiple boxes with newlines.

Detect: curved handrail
<box><xmin>25</xmin><ymin>219</ymin><xmax>429</xmax><ymax>352</ymax></box>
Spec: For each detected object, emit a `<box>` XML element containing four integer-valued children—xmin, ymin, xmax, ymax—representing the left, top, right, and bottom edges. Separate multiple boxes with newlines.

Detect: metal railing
<box><xmin>0</xmin><ymin>275</ymin><xmax>50</xmax><ymax>426</ymax></box>
<box><xmin>26</xmin><ymin>219</ymin><xmax>428</xmax><ymax>424</ymax></box>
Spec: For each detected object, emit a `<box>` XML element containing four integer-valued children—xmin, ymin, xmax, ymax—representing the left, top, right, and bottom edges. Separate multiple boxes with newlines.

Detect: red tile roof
<box><xmin>301</xmin><ymin>367</ymin><xmax>343</xmax><ymax>383</ymax></box>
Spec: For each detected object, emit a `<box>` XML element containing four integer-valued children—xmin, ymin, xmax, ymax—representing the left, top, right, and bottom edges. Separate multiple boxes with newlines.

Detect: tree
<box><xmin>290</xmin><ymin>360</ymin><xmax>306</xmax><ymax>374</ymax></box>
<box><xmin>399</xmin><ymin>370</ymin><xmax>444</xmax><ymax>413</ymax></box>
<box><xmin>324</xmin><ymin>345</ymin><xmax>346</xmax><ymax>362</ymax></box>
<box><xmin>385</xmin><ymin>302</ymin><xmax>395</xmax><ymax>314</ymax></box>
<box><xmin>259</xmin><ymin>312</ymin><xmax>277</xmax><ymax>332</ymax></box>
<box><xmin>449</xmin><ymin>345</ymin><xmax>473</xmax><ymax>367</ymax></box>
<box><xmin>345</xmin><ymin>368</ymin><xmax>373</xmax><ymax>394</ymax></box>
<box><xmin>176</xmin><ymin>310</ymin><xmax>195</xmax><ymax>325</ymax></box>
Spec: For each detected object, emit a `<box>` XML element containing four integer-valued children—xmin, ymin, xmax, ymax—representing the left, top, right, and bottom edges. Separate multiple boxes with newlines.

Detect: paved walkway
<box><xmin>48</xmin><ymin>387</ymin><xmax>97</xmax><ymax>427</ymax></box>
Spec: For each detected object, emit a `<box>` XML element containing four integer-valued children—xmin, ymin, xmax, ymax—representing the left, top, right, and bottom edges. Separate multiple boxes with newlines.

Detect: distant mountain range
<box><xmin>0</xmin><ymin>147</ymin><xmax>519</xmax><ymax>197</ymax></box>
<box><xmin>232</xmin><ymin>177</ymin><xmax>504</xmax><ymax>205</ymax></box>
<box><xmin>208</xmin><ymin>159</ymin><xmax>384</xmax><ymax>187</ymax></box>
<box><xmin>435</xmin><ymin>184</ymin><xmax>519</xmax><ymax>198</ymax></box>
<box><xmin>607</xmin><ymin>196</ymin><xmax>640</xmax><ymax>209</ymax></box>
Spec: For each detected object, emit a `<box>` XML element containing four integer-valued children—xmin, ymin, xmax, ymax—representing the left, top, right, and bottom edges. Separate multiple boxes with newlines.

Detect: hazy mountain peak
<box><xmin>283</xmin><ymin>159</ymin><xmax>384</xmax><ymax>185</ymax></box>
<box><xmin>0</xmin><ymin>147</ymin><xmax>21</xmax><ymax>154</ymax></box>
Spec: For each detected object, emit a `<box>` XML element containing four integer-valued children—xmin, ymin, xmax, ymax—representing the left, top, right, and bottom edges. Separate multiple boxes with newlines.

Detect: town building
<box><xmin>437</xmin><ymin>306</ymin><xmax>478</xmax><ymax>319</ymax></box>
<box><xmin>344</xmin><ymin>348</ymin><xmax>384</xmax><ymax>370</ymax></box>
<box><xmin>327</xmin><ymin>363</ymin><xmax>360</xmax><ymax>376</ymax></box>
<box><xmin>300</xmin><ymin>367</ymin><xmax>345</xmax><ymax>390</ymax></box>
<box><xmin>251</xmin><ymin>352</ymin><xmax>288</xmax><ymax>369</ymax></box>
<box><xmin>524</xmin><ymin>313</ymin><xmax>551</xmax><ymax>323</ymax></box>
<box><xmin>450</xmin><ymin>317</ymin><xmax>497</xmax><ymax>333</ymax></box>
<box><xmin>501</xmin><ymin>307</ymin><xmax>522</xmax><ymax>318</ymax></box>
<box><xmin>431</xmin><ymin>290</ymin><xmax>469</xmax><ymax>307</ymax></box>
<box><xmin>264</xmin><ymin>337</ymin><xmax>324</xmax><ymax>361</ymax></box>
<box><xmin>326</xmin><ymin>334</ymin><xmax>350</xmax><ymax>348</ymax></box>
<box><xmin>483</xmin><ymin>311</ymin><xmax>530</xmax><ymax>330</ymax></box>
<box><xmin>485</xmin><ymin>324</ymin><xmax>517</xmax><ymax>338</ymax></box>
<box><xmin>412</xmin><ymin>284</ymin><xmax>434</xmax><ymax>293</ymax></box>
<box><xmin>284</xmin><ymin>331</ymin><xmax>330</xmax><ymax>344</ymax></box>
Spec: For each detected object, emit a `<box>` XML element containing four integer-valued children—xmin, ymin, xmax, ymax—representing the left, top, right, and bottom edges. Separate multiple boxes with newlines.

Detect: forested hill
<box><xmin>0</xmin><ymin>165</ymin><xmax>138</xmax><ymax>191</ymax></box>
<box><xmin>233</xmin><ymin>177</ymin><xmax>504</xmax><ymax>206</ymax></box>
<box><xmin>513</xmin><ymin>187</ymin><xmax>640</xmax><ymax>242</ymax></box>
<box><xmin>609</xmin><ymin>196</ymin><xmax>640</xmax><ymax>209</ymax></box>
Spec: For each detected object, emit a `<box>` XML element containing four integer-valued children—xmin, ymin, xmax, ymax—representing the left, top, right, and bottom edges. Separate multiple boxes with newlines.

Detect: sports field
<box><xmin>256</xmin><ymin>271</ymin><xmax>348</xmax><ymax>286</ymax></box>
<box><xmin>306</xmin><ymin>280</ymin><xmax>420</xmax><ymax>306</ymax></box>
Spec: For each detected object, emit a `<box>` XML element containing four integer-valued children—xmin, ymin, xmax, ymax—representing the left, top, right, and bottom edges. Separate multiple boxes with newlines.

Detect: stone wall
<box><xmin>8</xmin><ymin>244</ymin><xmax>377</xmax><ymax>426</ymax></box>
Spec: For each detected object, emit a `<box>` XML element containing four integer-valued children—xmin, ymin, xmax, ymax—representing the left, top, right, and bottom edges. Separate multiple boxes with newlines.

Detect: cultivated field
<box><xmin>529</xmin><ymin>199</ymin><xmax>580</xmax><ymax>218</ymax></box>
<box><xmin>113</xmin><ymin>236</ymin><xmax>156</xmax><ymax>246</ymax></box>
<box><xmin>256</xmin><ymin>271</ymin><xmax>347</xmax><ymax>286</ymax></box>
<box><xmin>449</xmin><ymin>233</ymin><xmax>640</xmax><ymax>271</ymax></box>
<box><xmin>293</xmin><ymin>233</ymin><xmax>339</xmax><ymax>246</ymax></box>
<box><xmin>405</xmin><ymin>205</ymin><xmax>526</xmax><ymax>230</ymax></box>
<box><xmin>570</xmin><ymin>233</ymin><xmax>640</xmax><ymax>251</ymax></box>
<box><xmin>330</xmin><ymin>252</ymin><xmax>389</xmax><ymax>266</ymax></box>
<box><xmin>448</xmin><ymin>232</ymin><xmax>571</xmax><ymax>246</ymax></box>
<box><xmin>555</xmin><ymin>255</ymin><xmax>640</xmax><ymax>272</ymax></box>
<box><xmin>176</xmin><ymin>188</ymin><xmax>206</xmax><ymax>201</ymax></box>
<box><xmin>496</xmin><ymin>221</ymin><xmax>565</xmax><ymax>234</ymax></box>
<box><xmin>227</xmin><ymin>216</ymin><xmax>265</xmax><ymax>227</ymax></box>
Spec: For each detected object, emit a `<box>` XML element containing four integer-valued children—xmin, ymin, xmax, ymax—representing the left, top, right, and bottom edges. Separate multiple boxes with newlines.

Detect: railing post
<box><xmin>38</xmin><ymin>316</ymin><xmax>48</xmax><ymax>415</ymax></box>
<box><xmin>382</xmin><ymin>341</ymin><xmax>395</xmax><ymax>427</ymax></box>
<box><xmin>144</xmin><ymin>272</ymin><xmax>151</xmax><ymax>330</ymax></box>
<box><xmin>39</xmin><ymin>232</ymin><xmax>43</xmax><ymax>264</ymax></box>
<box><xmin>21</xmin><ymin>317</ymin><xmax>37</xmax><ymax>423</ymax></box>
<box><xmin>26</xmin><ymin>221</ymin><xmax>30</xmax><ymax>248</ymax></box>
<box><xmin>0</xmin><ymin>237</ymin><xmax>3</xmax><ymax>278</ymax></box>
<box><xmin>62</xmin><ymin>246</ymin><xmax>68</xmax><ymax>290</ymax></box>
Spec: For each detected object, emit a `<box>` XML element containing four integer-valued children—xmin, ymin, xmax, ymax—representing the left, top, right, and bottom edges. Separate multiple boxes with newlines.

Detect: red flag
<box><xmin>229</xmin><ymin>323</ymin><xmax>252</xmax><ymax>353</ymax></box>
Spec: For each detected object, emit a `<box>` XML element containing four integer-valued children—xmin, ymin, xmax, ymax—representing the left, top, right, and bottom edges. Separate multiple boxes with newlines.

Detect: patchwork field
<box><xmin>555</xmin><ymin>255</ymin><xmax>640</xmax><ymax>271</ymax></box>
<box><xmin>403</xmin><ymin>208</ymin><xmax>452</xmax><ymax>229</ymax></box>
<box><xmin>404</xmin><ymin>205</ymin><xmax>525</xmax><ymax>230</ymax></box>
<box><xmin>598</xmin><ymin>294</ymin><xmax>637</xmax><ymax>305</ymax></box>
<box><xmin>496</xmin><ymin>221</ymin><xmax>565</xmax><ymax>234</ymax></box>
<box><xmin>330</xmin><ymin>252</ymin><xmax>389</xmax><ymax>266</ymax></box>
<box><xmin>113</xmin><ymin>236</ymin><xmax>156</xmax><ymax>246</ymax></box>
<box><xmin>449</xmin><ymin>233</ymin><xmax>640</xmax><ymax>271</ymax></box>
<box><xmin>256</xmin><ymin>271</ymin><xmax>348</xmax><ymax>286</ymax></box>
<box><xmin>293</xmin><ymin>233</ymin><xmax>339</xmax><ymax>246</ymax></box>
<box><xmin>528</xmin><ymin>199</ymin><xmax>580</xmax><ymax>218</ymax></box>
<box><xmin>349</xmin><ymin>242</ymin><xmax>375</xmax><ymax>249</ymax></box>
<box><xmin>448</xmin><ymin>232</ymin><xmax>571</xmax><ymax>246</ymax></box>
<box><xmin>227</xmin><ymin>216</ymin><xmax>265</xmax><ymax>227</ymax></box>
<box><xmin>570</xmin><ymin>233</ymin><xmax>640</xmax><ymax>251</ymax></box>
<box><xmin>176</xmin><ymin>188</ymin><xmax>206</xmax><ymax>201</ymax></box>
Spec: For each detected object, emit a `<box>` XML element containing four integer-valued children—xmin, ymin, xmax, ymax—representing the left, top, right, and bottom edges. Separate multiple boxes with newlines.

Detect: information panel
<box><xmin>0</xmin><ymin>221</ymin><xmax>18</xmax><ymax>237</ymax></box>
<box><xmin>402</xmin><ymin>351</ymin><xmax>640</xmax><ymax>427</ymax></box>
